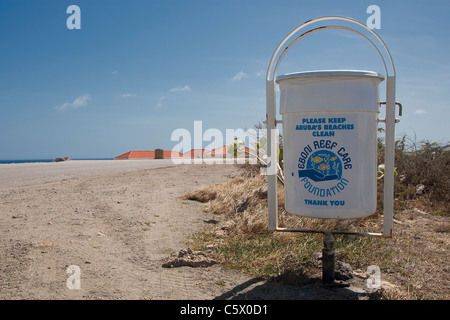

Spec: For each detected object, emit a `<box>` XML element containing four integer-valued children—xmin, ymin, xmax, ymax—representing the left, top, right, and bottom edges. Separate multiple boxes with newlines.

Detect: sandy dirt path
<box><xmin>0</xmin><ymin>159</ymin><xmax>177</xmax><ymax>189</ymax></box>
<box><xmin>0</xmin><ymin>163</ymin><xmax>258</xmax><ymax>299</ymax></box>
<box><xmin>0</xmin><ymin>162</ymin><xmax>369</xmax><ymax>300</ymax></box>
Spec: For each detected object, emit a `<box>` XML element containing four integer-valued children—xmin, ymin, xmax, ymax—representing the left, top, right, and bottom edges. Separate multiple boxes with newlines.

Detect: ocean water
<box><xmin>0</xmin><ymin>158</ymin><xmax>113</xmax><ymax>164</ymax></box>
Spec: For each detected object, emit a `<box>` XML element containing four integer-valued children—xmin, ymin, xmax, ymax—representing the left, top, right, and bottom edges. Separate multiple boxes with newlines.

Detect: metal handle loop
<box><xmin>266</xmin><ymin>16</ymin><xmax>397</xmax><ymax>237</ymax></box>
<box><xmin>266</xmin><ymin>16</ymin><xmax>396</xmax><ymax>81</ymax></box>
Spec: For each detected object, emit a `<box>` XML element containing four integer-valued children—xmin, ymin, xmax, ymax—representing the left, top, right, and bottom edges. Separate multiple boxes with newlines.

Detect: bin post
<box><xmin>322</xmin><ymin>232</ymin><xmax>335</xmax><ymax>283</ymax></box>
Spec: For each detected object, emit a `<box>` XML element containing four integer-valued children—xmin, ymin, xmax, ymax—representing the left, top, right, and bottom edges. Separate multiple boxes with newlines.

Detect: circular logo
<box><xmin>299</xmin><ymin>150</ymin><xmax>342</xmax><ymax>182</ymax></box>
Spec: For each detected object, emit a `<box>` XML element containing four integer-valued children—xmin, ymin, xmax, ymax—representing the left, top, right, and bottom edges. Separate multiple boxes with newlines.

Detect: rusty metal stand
<box><xmin>321</xmin><ymin>232</ymin><xmax>349</xmax><ymax>288</ymax></box>
<box><xmin>322</xmin><ymin>233</ymin><xmax>335</xmax><ymax>283</ymax></box>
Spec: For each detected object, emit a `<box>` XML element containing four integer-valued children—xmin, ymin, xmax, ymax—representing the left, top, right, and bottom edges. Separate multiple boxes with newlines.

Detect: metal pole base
<box><xmin>322</xmin><ymin>232</ymin><xmax>335</xmax><ymax>283</ymax></box>
<box><xmin>321</xmin><ymin>233</ymin><xmax>350</xmax><ymax>288</ymax></box>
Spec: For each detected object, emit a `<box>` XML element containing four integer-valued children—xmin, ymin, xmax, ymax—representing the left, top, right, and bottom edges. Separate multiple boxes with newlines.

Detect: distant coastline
<box><xmin>0</xmin><ymin>158</ymin><xmax>114</xmax><ymax>164</ymax></box>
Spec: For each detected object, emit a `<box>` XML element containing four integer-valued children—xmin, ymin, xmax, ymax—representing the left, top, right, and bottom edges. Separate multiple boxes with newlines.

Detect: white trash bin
<box><xmin>276</xmin><ymin>70</ymin><xmax>385</xmax><ymax>219</ymax></box>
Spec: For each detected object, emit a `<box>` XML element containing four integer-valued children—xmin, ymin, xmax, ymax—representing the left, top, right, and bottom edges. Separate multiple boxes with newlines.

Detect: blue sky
<box><xmin>0</xmin><ymin>0</ymin><xmax>449</xmax><ymax>159</ymax></box>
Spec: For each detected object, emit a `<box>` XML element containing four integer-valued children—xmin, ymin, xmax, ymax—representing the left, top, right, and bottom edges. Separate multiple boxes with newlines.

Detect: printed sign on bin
<box><xmin>277</xmin><ymin>70</ymin><xmax>385</xmax><ymax>219</ymax></box>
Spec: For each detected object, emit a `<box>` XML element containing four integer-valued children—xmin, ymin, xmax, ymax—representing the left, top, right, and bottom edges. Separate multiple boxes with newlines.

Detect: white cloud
<box><xmin>120</xmin><ymin>93</ymin><xmax>135</xmax><ymax>98</ymax></box>
<box><xmin>112</xmin><ymin>70</ymin><xmax>118</xmax><ymax>75</ymax></box>
<box><xmin>414</xmin><ymin>109</ymin><xmax>428</xmax><ymax>114</ymax></box>
<box><xmin>254</xmin><ymin>69</ymin><xmax>265</xmax><ymax>78</ymax></box>
<box><xmin>169</xmin><ymin>85</ymin><xmax>191</xmax><ymax>92</ymax></box>
<box><xmin>55</xmin><ymin>94</ymin><xmax>91</xmax><ymax>111</ymax></box>
<box><xmin>155</xmin><ymin>96</ymin><xmax>165</xmax><ymax>108</ymax></box>
<box><xmin>232</xmin><ymin>71</ymin><xmax>248</xmax><ymax>81</ymax></box>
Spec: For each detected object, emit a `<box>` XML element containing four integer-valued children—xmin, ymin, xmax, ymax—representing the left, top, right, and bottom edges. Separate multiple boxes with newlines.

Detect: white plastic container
<box><xmin>276</xmin><ymin>70</ymin><xmax>385</xmax><ymax>219</ymax></box>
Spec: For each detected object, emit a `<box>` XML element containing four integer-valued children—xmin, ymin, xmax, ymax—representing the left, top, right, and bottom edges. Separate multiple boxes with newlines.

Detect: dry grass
<box><xmin>182</xmin><ymin>162</ymin><xmax>449</xmax><ymax>300</ymax></box>
<box><xmin>183</xmin><ymin>164</ymin><xmax>386</xmax><ymax>236</ymax></box>
<box><xmin>394</xmin><ymin>137</ymin><xmax>450</xmax><ymax>204</ymax></box>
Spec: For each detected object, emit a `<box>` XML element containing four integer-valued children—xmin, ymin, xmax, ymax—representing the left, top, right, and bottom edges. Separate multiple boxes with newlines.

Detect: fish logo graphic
<box><xmin>298</xmin><ymin>150</ymin><xmax>342</xmax><ymax>182</ymax></box>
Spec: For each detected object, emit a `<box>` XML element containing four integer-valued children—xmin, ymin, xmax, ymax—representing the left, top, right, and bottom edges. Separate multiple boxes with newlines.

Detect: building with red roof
<box><xmin>115</xmin><ymin>150</ymin><xmax>182</xmax><ymax>160</ymax></box>
<box><xmin>115</xmin><ymin>146</ymin><xmax>257</xmax><ymax>160</ymax></box>
<box><xmin>182</xmin><ymin>149</ymin><xmax>211</xmax><ymax>158</ymax></box>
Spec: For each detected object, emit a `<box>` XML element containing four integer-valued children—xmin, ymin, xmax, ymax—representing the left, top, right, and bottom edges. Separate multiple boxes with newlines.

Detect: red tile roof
<box><xmin>163</xmin><ymin>150</ymin><xmax>183</xmax><ymax>158</ymax></box>
<box><xmin>210</xmin><ymin>145</ymin><xmax>228</xmax><ymax>156</ymax></box>
<box><xmin>182</xmin><ymin>149</ymin><xmax>211</xmax><ymax>157</ymax></box>
<box><xmin>115</xmin><ymin>151</ymin><xmax>155</xmax><ymax>159</ymax></box>
<box><xmin>115</xmin><ymin>146</ymin><xmax>257</xmax><ymax>160</ymax></box>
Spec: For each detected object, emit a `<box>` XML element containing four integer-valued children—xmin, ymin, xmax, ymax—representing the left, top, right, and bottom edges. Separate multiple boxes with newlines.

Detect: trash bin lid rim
<box><xmin>276</xmin><ymin>70</ymin><xmax>385</xmax><ymax>82</ymax></box>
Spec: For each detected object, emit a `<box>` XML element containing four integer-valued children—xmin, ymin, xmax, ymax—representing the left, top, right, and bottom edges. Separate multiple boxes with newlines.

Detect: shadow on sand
<box><xmin>213</xmin><ymin>271</ymin><xmax>370</xmax><ymax>300</ymax></box>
